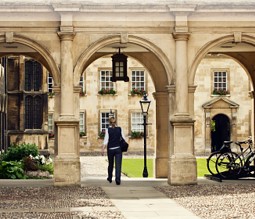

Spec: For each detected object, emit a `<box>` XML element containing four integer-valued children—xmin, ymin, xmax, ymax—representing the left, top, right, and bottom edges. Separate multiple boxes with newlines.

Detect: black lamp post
<box><xmin>139</xmin><ymin>94</ymin><xmax>151</xmax><ymax>177</ymax></box>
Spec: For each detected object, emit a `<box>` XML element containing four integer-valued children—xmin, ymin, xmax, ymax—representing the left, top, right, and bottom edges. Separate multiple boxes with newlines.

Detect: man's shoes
<box><xmin>107</xmin><ymin>177</ymin><xmax>112</xmax><ymax>183</ymax></box>
<box><xmin>116</xmin><ymin>180</ymin><xmax>121</xmax><ymax>185</ymax></box>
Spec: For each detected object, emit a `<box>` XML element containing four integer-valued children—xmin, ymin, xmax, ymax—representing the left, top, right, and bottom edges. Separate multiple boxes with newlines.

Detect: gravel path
<box><xmin>155</xmin><ymin>183</ymin><xmax>255</xmax><ymax>219</ymax></box>
<box><xmin>0</xmin><ymin>186</ymin><xmax>124</xmax><ymax>219</ymax></box>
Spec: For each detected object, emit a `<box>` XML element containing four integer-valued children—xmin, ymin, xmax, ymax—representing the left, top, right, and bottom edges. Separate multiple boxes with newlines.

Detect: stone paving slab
<box><xmin>102</xmin><ymin>185</ymin><xmax>201</xmax><ymax>219</ymax></box>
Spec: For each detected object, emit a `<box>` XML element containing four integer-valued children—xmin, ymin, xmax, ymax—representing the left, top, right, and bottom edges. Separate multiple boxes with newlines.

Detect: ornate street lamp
<box><xmin>139</xmin><ymin>94</ymin><xmax>151</xmax><ymax>177</ymax></box>
<box><xmin>111</xmin><ymin>48</ymin><xmax>129</xmax><ymax>82</ymax></box>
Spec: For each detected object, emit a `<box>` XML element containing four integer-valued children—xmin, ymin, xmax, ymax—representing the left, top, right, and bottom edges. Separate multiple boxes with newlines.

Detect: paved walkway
<box><xmin>81</xmin><ymin>156</ymin><xmax>201</xmax><ymax>219</ymax></box>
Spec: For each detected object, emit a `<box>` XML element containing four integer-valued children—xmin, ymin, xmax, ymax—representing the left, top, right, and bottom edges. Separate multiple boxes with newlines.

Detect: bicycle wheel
<box><xmin>216</xmin><ymin>152</ymin><xmax>242</xmax><ymax>179</ymax></box>
<box><xmin>243</xmin><ymin>153</ymin><xmax>255</xmax><ymax>176</ymax></box>
<box><xmin>207</xmin><ymin>152</ymin><xmax>222</xmax><ymax>176</ymax></box>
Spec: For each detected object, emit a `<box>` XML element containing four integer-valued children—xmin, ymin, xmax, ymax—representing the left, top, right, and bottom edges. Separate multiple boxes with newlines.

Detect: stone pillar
<box><xmin>169</xmin><ymin>32</ymin><xmax>197</xmax><ymax>185</ymax></box>
<box><xmin>54</xmin><ymin>31</ymin><xmax>80</xmax><ymax>186</ymax></box>
<box><xmin>204</xmin><ymin>109</ymin><xmax>212</xmax><ymax>154</ymax></box>
<box><xmin>153</xmin><ymin>92</ymin><xmax>169</xmax><ymax>178</ymax></box>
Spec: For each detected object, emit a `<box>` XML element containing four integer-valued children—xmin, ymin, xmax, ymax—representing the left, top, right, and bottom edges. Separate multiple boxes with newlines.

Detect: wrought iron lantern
<box><xmin>139</xmin><ymin>94</ymin><xmax>151</xmax><ymax>116</ymax></box>
<box><xmin>111</xmin><ymin>48</ymin><xmax>129</xmax><ymax>82</ymax></box>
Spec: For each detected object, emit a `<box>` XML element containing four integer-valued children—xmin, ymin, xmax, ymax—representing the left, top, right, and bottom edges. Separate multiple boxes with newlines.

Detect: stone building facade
<box><xmin>0</xmin><ymin>0</ymin><xmax>255</xmax><ymax>186</ymax></box>
<box><xmin>48</xmin><ymin>56</ymin><xmax>156</xmax><ymax>154</ymax></box>
<box><xmin>194</xmin><ymin>55</ymin><xmax>252</xmax><ymax>155</ymax></box>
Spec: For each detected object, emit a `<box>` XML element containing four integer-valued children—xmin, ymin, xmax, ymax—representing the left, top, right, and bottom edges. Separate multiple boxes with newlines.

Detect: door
<box><xmin>211</xmin><ymin>114</ymin><xmax>230</xmax><ymax>152</ymax></box>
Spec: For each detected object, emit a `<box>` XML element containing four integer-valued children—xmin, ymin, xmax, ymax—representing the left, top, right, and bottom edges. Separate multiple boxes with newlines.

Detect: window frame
<box><xmin>24</xmin><ymin>95</ymin><xmax>43</xmax><ymax>130</ymax></box>
<box><xmin>79</xmin><ymin>111</ymin><xmax>86</xmax><ymax>135</ymax></box>
<box><xmin>131</xmin><ymin>69</ymin><xmax>146</xmax><ymax>90</ymax></box>
<box><xmin>79</xmin><ymin>73</ymin><xmax>85</xmax><ymax>94</ymax></box>
<box><xmin>211</xmin><ymin>68</ymin><xmax>230</xmax><ymax>95</ymax></box>
<box><xmin>99</xmin><ymin>68</ymin><xmax>115</xmax><ymax>91</ymax></box>
<box><xmin>47</xmin><ymin>74</ymin><xmax>54</xmax><ymax>93</ymax></box>
<box><xmin>99</xmin><ymin>109</ymin><xmax>117</xmax><ymax>134</ymax></box>
<box><xmin>130</xmin><ymin>111</ymin><xmax>144</xmax><ymax>133</ymax></box>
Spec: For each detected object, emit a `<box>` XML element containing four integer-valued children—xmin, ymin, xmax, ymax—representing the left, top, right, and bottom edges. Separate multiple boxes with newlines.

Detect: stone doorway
<box><xmin>211</xmin><ymin>114</ymin><xmax>230</xmax><ymax>152</ymax></box>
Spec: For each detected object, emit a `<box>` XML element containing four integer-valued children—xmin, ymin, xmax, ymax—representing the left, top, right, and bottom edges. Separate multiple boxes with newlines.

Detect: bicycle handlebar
<box><xmin>234</xmin><ymin>138</ymin><xmax>253</xmax><ymax>151</ymax></box>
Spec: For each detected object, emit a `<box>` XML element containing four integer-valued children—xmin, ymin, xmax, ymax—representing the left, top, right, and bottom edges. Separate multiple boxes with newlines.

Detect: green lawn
<box><xmin>122</xmin><ymin>158</ymin><xmax>154</xmax><ymax>178</ymax></box>
<box><xmin>122</xmin><ymin>158</ymin><xmax>210</xmax><ymax>178</ymax></box>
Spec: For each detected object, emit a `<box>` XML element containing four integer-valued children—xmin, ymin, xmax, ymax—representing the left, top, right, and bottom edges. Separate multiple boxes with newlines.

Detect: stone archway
<box><xmin>0</xmin><ymin>34</ymin><xmax>64</xmax><ymax>183</ymax></box>
<box><xmin>74</xmin><ymin>35</ymin><xmax>173</xmax><ymax>178</ymax></box>
<box><xmin>190</xmin><ymin>34</ymin><xmax>254</xmax><ymax>156</ymax></box>
<box><xmin>0</xmin><ymin>34</ymin><xmax>60</xmax><ymax>85</ymax></box>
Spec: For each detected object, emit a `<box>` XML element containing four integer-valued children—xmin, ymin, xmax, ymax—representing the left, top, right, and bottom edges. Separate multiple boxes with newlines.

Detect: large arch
<box><xmin>190</xmin><ymin>34</ymin><xmax>255</xmax><ymax>156</ymax></box>
<box><xmin>0</xmin><ymin>34</ymin><xmax>60</xmax><ymax>85</ymax></box>
<box><xmin>74</xmin><ymin>35</ymin><xmax>173</xmax><ymax>89</ymax></box>
<box><xmin>74</xmin><ymin>34</ymin><xmax>174</xmax><ymax>178</ymax></box>
<box><xmin>189</xmin><ymin>34</ymin><xmax>255</xmax><ymax>86</ymax></box>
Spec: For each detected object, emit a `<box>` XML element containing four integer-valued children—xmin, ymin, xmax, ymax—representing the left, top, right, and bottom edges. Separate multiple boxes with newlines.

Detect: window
<box><xmin>100</xmin><ymin>112</ymin><xmax>110</xmax><ymax>132</ymax></box>
<box><xmin>25</xmin><ymin>95</ymin><xmax>43</xmax><ymax>129</ymax></box>
<box><xmin>48</xmin><ymin>113</ymin><xmax>53</xmax><ymax>132</ymax></box>
<box><xmin>100</xmin><ymin>110</ymin><xmax>116</xmax><ymax>132</ymax></box>
<box><xmin>131</xmin><ymin>112</ymin><xmax>143</xmax><ymax>132</ymax></box>
<box><xmin>47</xmin><ymin>75</ymin><xmax>54</xmax><ymax>93</ymax></box>
<box><xmin>79</xmin><ymin>112</ymin><xmax>85</xmax><ymax>133</ymax></box>
<box><xmin>25</xmin><ymin>60</ymin><xmax>42</xmax><ymax>91</ymax></box>
<box><xmin>79</xmin><ymin>75</ymin><xmax>85</xmax><ymax>93</ymax></box>
<box><xmin>131</xmin><ymin>70</ymin><xmax>145</xmax><ymax>91</ymax></box>
<box><xmin>100</xmin><ymin>70</ymin><xmax>114</xmax><ymax>90</ymax></box>
<box><xmin>212</xmin><ymin>70</ymin><xmax>229</xmax><ymax>95</ymax></box>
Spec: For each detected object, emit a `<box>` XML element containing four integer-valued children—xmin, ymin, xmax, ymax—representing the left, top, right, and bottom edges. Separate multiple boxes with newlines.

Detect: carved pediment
<box><xmin>202</xmin><ymin>97</ymin><xmax>239</xmax><ymax>109</ymax></box>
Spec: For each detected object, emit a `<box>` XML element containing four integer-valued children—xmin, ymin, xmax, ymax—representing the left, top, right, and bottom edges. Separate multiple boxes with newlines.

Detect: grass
<box><xmin>196</xmin><ymin>157</ymin><xmax>211</xmax><ymax>177</ymax></box>
<box><xmin>122</xmin><ymin>157</ymin><xmax>210</xmax><ymax>178</ymax></box>
<box><xmin>122</xmin><ymin>158</ymin><xmax>154</xmax><ymax>178</ymax></box>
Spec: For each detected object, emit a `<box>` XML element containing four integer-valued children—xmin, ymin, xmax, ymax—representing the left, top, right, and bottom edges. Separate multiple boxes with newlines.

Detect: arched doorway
<box><xmin>211</xmin><ymin>114</ymin><xmax>230</xmax><ymax>152</ymax></box>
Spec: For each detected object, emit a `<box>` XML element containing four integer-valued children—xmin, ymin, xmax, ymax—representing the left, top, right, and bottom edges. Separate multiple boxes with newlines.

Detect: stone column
<box><xmin>153</xmin><ymin>92</ymin><xmax>169</xmax><ymax>178</ymax></box>
<box><xmin>169</xmin><ymin>32</ymin><xmax>197</xmax><ymax>185</ymax></box>
<box><xmin>54</xmin><ymin>31</ymin><xmax>80</xmax><ymax>186</ymax></box>
<box><xmin>174</xmin><ymin>33</ymin><xmax>189</xmax><ymax>116</ymax></box>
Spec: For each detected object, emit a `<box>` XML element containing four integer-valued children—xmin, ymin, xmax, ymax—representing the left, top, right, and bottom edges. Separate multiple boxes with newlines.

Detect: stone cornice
<box><xmin>0</xmin><ymin>1</ymin><xmax>255</xmax><ymax>13</ymax></box>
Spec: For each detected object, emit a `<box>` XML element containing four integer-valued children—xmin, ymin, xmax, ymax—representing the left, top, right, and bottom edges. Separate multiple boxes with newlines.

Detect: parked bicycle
<box><xmin>207</xmin><ymin>141</ymin><xmax>233</xmax><ymax>176</ymax></box>
<box><xmin>216</xmin><ymin>137</ymin><xmax>254</xmax><ymax>179</ymax></box>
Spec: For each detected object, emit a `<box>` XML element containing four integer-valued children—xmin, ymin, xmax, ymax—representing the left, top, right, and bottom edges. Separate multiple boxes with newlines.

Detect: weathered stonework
<box><xmin>0</xmin><ymin>0</ymin><xmax>254</xmax><ymax>186</ymax></box>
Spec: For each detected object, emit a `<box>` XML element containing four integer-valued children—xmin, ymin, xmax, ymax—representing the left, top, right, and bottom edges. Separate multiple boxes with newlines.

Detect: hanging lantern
<box><xmin>111</xmin><ymin>48</ymin><xmax>129</xmax><ymax>82</ymax></box>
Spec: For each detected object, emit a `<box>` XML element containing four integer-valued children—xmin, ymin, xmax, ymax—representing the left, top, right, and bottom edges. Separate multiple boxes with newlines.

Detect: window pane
<box><xmin>131</xmin><ymin>70</ymin><xmax>145</xmax><ymax>90</ymax></box>
<box><xmin>79</xmin><ymin>112</ymin><xmax>85</xmax><ymax>132</ymax></box>
<box><xmin>48</xmin><ymin>114</ymin><xmax>53</xmax><ymax>132</ymax></box>
<box><xmin>100</xmin><ymin>70</ymin><xmax>114</xmax><ymax>90</ymax></box>
<box><xmin>47</xmin><ymin>75</ymin><xmax>54</xmax><ymax>93</ymax></box>
<box><xmin>25</xmin><ymin>96</ymin><xmax>33</xmax><ymax>129</ymax></box>
<box><xmin>33</xmin><ymin>96</ymin><xmax>42</xmax><ymax>129</ymax></box>
<box><xmin>213</xmin><ymin>71</ymin><xmax>227</xmax><ymax>91</ymax></box>
<box><xmin>131</xmin><ymin>112</ymin><xmax>143</xmax><ymax>132</ymax></box>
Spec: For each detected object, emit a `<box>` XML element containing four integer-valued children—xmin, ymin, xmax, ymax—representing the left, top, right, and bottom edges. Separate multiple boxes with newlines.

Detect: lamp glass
<box><xmin>139</xmin><ymin>94</ymin><xmax>151</xmax><ymax>114</ymax></box>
